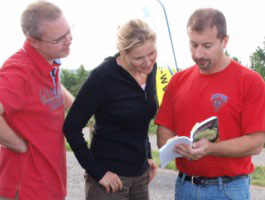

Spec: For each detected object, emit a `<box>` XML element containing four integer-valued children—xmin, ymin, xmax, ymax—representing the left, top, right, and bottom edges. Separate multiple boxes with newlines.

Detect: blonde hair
<box><xmin>21</xmin><ymin>0</ymin><xmax>62</xmax><ymax>38</ymax></box>
<box><xmin>117</xmin><ymin>19</ymin><xmax>156</xmax><ymax>53</ymax></box>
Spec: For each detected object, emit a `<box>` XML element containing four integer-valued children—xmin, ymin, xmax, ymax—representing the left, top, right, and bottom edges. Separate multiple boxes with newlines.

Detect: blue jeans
<box><xmin>175</xmin><ymin>173</ymin><xmax>250</xmax><ymax>200</ymax></box>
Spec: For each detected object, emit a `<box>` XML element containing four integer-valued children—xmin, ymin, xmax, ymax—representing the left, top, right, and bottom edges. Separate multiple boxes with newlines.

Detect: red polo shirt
<box><xmin>0</xmin><ymin>41</ymin><xmax>66</xmax><ymax>200</ymax></box>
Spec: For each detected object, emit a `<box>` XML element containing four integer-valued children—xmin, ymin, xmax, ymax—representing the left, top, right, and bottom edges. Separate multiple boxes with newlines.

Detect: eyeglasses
<box><xmin>36</xmin><ymin>29</ymin><xmax>71</xmax><ymax>45</ymax></box>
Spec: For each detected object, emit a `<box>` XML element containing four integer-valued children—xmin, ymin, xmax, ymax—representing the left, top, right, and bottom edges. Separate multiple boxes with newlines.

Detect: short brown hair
<box><xmin>187</xmin><ymin>8</ymin><xmax>227</xmax><ymax>40</ymax></box>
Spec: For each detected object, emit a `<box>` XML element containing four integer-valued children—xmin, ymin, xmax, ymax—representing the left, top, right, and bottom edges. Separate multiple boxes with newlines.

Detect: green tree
<box><xmin>250</xmin><ymin>41</ymin><xmax>265</xmax><ymax>79</ymax></box>
<box><xmin>225</xmin><ymin>50</ymin><xmax>241</xmax><ymax>63</ymax></box>
<box><xmin>61</xmin><ymin>65</ymin><xmax>90</xmax><ymax>96</ymax></box>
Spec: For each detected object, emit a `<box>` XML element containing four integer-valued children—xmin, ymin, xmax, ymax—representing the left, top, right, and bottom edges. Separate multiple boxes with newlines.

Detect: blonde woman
<box><xmin>63</xmin><ymin>19</ymin><xmax>158</xmax><ymax>200</ymax></box>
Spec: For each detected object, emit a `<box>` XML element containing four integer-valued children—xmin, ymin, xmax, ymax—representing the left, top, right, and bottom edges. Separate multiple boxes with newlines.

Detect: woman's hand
<box><xmin>99</xmin><ymin>171</ymin><xmax>123</xmax><ymax>193</ymax></box>
<box><xmin>148</xmin><ymin>159</ymin><xmax>158</xmax><ymax>183</ymax></box>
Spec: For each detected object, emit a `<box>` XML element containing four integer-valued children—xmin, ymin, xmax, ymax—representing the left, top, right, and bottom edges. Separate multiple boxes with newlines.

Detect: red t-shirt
<box><xmin>0</xmin><ymin>41</ymin><xmax>66</xmax><ymax>199</ymax></box>
<box><xmin>155</xmin><ymin>60</ymin><xmax>265</xmax><ymax>177</ymax></box>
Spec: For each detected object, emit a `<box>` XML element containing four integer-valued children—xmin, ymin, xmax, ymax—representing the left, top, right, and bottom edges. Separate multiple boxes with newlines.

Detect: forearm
<box><xmin>209</xmin><ymin>132</ymin><xmax>265</xmax><ymax>157</ymax></box>
<box><xmin>157</xmin><ymin>125</ymin><xmax>176</xmax><ymax>148</ymax></box>
<box><xmin>63</xmin><ymin>125</ymin><xmax>107</xmax><ymax>181</ymax></box>
<box><xmin>61</xmin><ymin>85</ymin><xmax>75</xmax><ymax>110</ymax></box>
<box><xmin>0</xmin><ymin>116</ymin><xmax>27</xmax><ymax>152</ymax></box>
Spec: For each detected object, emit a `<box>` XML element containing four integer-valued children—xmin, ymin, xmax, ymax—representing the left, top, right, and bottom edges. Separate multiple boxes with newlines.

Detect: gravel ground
<box><xmin>66</xmin><ymin>130</ymin><xmax>265</xmax><ymax>199</ymax></box>
<box><xmin>66</xmin><ymin>151</ymin><xmax>265</xmax><ymax>200</ymax></box>
<box><xmin>66</xmin><ymin>152</ymin><xmax>177</xmax><ymax>200</ymax></box>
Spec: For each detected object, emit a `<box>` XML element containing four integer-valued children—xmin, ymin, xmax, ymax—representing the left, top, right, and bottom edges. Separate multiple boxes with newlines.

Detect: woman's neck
<box><xmin>116</xmin><ymin>54</ymin><xmax>147</xmax><ymax>85</ymax></box>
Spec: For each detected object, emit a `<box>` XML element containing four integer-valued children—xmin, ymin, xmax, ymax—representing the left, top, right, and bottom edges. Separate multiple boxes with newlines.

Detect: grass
<box><xmin>251</xmin><ymin>166</ymin><xmax>265</xmax><ymax>187</ymax></box>
<box><xmin>148</xmin><ymin>119</ymin><xmax>157</xmax><ymax>134</ymax></box>
<box><xmin>65</xmin><ymin>142</ymin><xmax>72</xmax><ymax>151</ymax></box>
<box><xmin>152</xmin><ymin>150</ymin><xmax>177</xmax><ymax>171</ymax></box>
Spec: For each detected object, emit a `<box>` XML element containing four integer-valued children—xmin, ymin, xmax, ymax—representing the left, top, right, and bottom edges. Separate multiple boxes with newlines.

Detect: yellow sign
<box><xmin>156</xmin><ymin>67</ymin><xmax>176</xmax><ymax>105</ymax></box>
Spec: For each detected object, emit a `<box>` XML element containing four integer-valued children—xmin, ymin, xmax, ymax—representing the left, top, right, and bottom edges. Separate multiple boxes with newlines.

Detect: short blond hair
<box><xmin>117</xmin><ymin>19</ymin><xmax>156</xmax><ymax>53</ymax></box>
<box><xmin>21</xmin><ymin>0</ymin><xmax>62</xmax><ymax>38</ymax></box>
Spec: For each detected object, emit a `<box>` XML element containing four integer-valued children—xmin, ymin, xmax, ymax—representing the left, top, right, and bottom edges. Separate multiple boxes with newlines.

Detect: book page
<box><xmin>192</xmin><ymin>116</ymin><xmax>218</xmax><ymax>142</ymax></box>
<box><xmin>190</xmin><ymin>122</ymin><xmax>199</xmax><ymax>141</ymax></box>
<box><xmin>159</xmin><ymin>136</ymin><xmax>191</xmax><ymax>168</ymax></box>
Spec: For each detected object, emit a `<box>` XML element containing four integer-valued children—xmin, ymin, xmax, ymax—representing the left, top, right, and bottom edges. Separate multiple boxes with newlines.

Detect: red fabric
<box><xmin>155</xmin><ymin>60</ymin><xmax>265</xmax><ymax>177</ymax></box>
<box><xmin>0</xmin><ymin>41</ymin><xmax>66</xmax><ymax>200</ymax></box>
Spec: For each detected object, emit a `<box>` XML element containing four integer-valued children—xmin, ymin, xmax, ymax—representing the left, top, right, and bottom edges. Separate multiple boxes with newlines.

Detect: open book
<box><xmin>159</xmin><ymin>116</ymin><xmax>219</xmax><ymax>168</ymax></box>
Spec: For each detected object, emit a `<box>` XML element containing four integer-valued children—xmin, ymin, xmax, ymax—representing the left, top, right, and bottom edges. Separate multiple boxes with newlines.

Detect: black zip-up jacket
<box><xmin>63</xmin><ymin>55</ymin><xmax>157</xmax><ymax>181</ymax></box>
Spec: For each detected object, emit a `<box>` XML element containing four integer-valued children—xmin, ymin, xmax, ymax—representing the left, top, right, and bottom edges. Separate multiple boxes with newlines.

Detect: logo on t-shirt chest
<box><xmin>39</xmin><ymin>86</ymin><xmax>64</xmax><ymax>111</ymax></box>
<box><xmin>211</xmin><ymin>93</ymin><xmax>228</xmax><ymax>112</ymax></box>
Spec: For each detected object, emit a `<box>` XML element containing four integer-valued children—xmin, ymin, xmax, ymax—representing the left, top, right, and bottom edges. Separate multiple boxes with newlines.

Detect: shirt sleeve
<box><xmin>241</xmin><ymin>73</ymin><xmax>265</xmax><ymax>134</ymax></box>
<box><xmin>0</xmin><ymin>63</ymin><xmax>29</xmax><ymax>115</ymax></box>
<box><xmin>63</xmin><ymin>68</ymin><xmax>110</xmax><ymax>182</ymax></box>
<box><xmin>147</xmin><ymin>137</ymin><xmax>152</xmax><ymax>159</ymax></box>
<box><xmin>154</xmin><ymin>74</ymin><xmax>177</xmax><ymax>131</ymax></box>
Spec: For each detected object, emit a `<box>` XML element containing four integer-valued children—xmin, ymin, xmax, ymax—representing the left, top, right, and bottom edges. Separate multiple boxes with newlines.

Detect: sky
<box><xmin>1</xmin><ymin>0</ymin><xmax>265</xmax><ymax>71</ymax></box>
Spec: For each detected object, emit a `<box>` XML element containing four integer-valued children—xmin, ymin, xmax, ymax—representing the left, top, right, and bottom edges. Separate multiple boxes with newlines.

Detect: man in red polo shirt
<box><xmin>0</xmin><ymin>1</ymin><xmax>74</xmax><ymax>199</ymax></box>
<box><xmin>155</xmin><ymin>8</ymin><xmax>265</xmax><ymax>200</ymax></box>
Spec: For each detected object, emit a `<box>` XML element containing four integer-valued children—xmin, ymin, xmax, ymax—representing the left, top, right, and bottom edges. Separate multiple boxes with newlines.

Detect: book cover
<box><xmin>159</xmin><ymin>116</ymin><xmax>219</xmax><ymax>168</ymax></box>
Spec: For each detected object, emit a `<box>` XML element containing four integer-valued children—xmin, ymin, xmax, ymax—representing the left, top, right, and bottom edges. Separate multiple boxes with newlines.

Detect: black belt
<box><xmin>178</xmin><ymin>172</ymin><xmax>248</xmax><ymax>185</ymax></box>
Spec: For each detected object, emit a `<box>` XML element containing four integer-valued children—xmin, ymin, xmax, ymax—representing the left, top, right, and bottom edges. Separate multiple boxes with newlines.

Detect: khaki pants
<box><xmin>85</xmin><ymin>168</ymin><xmax>150</xmax><ymax>200</ymax></box>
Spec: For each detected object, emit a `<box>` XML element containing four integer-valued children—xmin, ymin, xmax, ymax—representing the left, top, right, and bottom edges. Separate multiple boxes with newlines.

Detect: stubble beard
<box><xmin>195</xmin><ymin>58</ymin><xmax>211</xmax><ymax>71</ymax></box>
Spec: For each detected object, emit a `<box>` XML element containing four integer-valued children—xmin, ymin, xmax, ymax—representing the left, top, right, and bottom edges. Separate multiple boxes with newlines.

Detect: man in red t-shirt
<box><xmin>0</xmin><ymin>1</ymin><xmax>74</xmax><ymax>200</ymax></box>
<box><xmin>155</xmin><ymin>8</ymin><xmax>265</xmax><ymax>200</ymax></box>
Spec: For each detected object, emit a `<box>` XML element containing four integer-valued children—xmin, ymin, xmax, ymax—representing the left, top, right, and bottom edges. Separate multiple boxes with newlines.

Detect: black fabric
<box><xmin>63</xmin><ymin>55</ymin><xmax>157</xmax><ymax>182</ymax></box>
<box><xmin>178</xmin><ymin>172</ymin><xmax>248</xmax><ymax>185</ymax></box>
